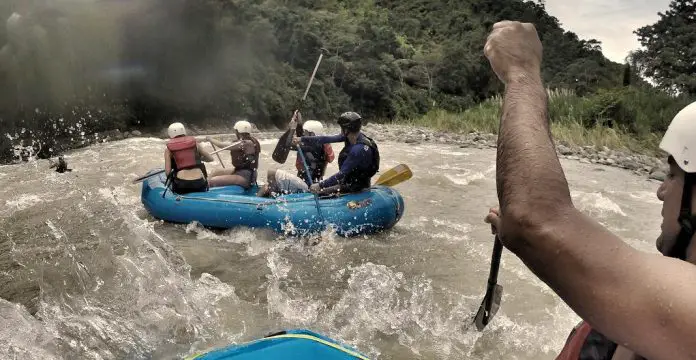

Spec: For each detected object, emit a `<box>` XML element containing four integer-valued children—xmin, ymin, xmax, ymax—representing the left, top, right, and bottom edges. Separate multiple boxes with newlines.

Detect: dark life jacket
<box><xmin>231</xmin><ymin>137</ymin><xmax>261</xmax><ymax>171</ymax></box>
<box><xmin>337</xmin><ymin>133</ymin><xmax>380</xmax><ymax>193</ymax></box>
<box><xmin>556</xmin><ymin>321</ymin><xmax>622</xmax><ymax>360</ymax></box>
<box><xmin>166</xmin><ymin>136</ymin><xmax>207</xmax><ymax>178</ymax></box>
<box><xmin>297</xmin><ymin>141</ymin><xmax>328</xmax><ymax>185</ymax></box>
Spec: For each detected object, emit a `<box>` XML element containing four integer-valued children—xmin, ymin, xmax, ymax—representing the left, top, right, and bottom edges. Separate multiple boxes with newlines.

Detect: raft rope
<box><xmin>186</xmin><ymin>333</ymin><xmax>370</xmax><ymax>360</ymax></box>
<box><xmin>173</xmin><ymin>194</ymin><xmax>331</xmax><ymax>208</ymax></box>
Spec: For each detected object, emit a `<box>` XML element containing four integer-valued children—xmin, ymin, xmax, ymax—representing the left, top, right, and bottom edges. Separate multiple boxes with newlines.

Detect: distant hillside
<box><xmin>0</xmin><ymin>0</ymin><xmax>666</xmax><ymax>162</ymax></box>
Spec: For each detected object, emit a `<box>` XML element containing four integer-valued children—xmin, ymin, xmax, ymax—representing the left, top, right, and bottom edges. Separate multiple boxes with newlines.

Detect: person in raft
<box><xmin>480</xmin><ymin>20</ymin><xmax>696</xmax><ymax>360</ymax></box>
<box><xmin>257</xmin><ymin>111</ymin><xmax>335</xmax><ymax>198</ymax></box>
<box><xmin>164</xmin><ymin>122</ymin><xmax>215</xmax><ymax>194</ymax></box>
<box><xmin>206</xmin><ymin>120</ymin><xmax>261</xmax><ymax>189</ymax></box>
<box><xmin>292</xmin><ymin>111</ymin><xmax>380</xmax><ymax>196</ymax></box>
<box><xmin>289</xmin><ymin>110</ymin><xmax>335</xmax><ymax>185</ymax></box>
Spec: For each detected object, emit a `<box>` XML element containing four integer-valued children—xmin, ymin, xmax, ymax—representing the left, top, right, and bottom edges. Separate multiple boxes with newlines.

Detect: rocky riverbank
<box><xmin>361</xmin><ymin>123</ymin><xmax>668</xmax><ymax>181</ymax></box>
<box><xmin>5</xmin><ymin>121</ymin><xmax>668</xmax><ymax>182</ymax></box>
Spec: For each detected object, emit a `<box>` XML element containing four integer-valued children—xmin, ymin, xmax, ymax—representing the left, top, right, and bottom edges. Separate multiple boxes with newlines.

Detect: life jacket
<box><xmin>556</xmin><ymin>321</ymin><xmax>618</xmax><ymax>360</ymax></box>
<box><xmin>166</xmin><ymin>136</ymin><xmax>206</xmax><ymax>178</ymax></box>
<box><xmin>337</xmin><ymin>133</ymin><xmax>380</xmax><ymax>193</ymax></box>
<box><xmin>231</xmin><ymin>137</ymin><xmax>261</xmax><ymax>171</ymax></box>
<box><xmin>296</xmin><ymin>141</ymin><xmax>329</xmax><ymax>185</ymax></box>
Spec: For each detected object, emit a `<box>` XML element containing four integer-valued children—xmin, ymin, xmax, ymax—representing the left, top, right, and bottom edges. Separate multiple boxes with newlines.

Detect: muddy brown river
<box><xmin>0</xmin><ymin>132</ymin><xmax>662</xmax><ymax>359</ymax></box>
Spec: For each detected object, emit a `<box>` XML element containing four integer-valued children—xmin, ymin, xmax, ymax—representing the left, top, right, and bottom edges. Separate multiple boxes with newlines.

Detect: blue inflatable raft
<box><xmin>186</xmin><ymin>329</ymin><xmax>369</xmax><ymax>359</ymax></box>
<box><xmin>140</xmin><ymin>169</ymin><xmax>405</xmax><ymax>237</ymax></box>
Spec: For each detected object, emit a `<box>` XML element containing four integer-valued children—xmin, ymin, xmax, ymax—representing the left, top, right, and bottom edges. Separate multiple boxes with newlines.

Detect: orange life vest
<box><xmin>166</xmin><ymin>136</ymin><xmax>205</xmax><ymax>176</ymax></box>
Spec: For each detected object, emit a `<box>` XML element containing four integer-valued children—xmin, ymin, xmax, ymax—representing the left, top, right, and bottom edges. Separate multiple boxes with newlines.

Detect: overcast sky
<box><xmin>543</xmin><ymin>0</ymin><xmax>672</xmax><ymax>63</ymax></box>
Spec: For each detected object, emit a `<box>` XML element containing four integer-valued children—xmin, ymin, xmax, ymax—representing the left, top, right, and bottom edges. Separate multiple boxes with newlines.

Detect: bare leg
<box><xmin>208</xmin><ymin>174</ymin><xmax>251</xmax><ymax>188</ymax></box>
<box><xmin>210</xmin><ymin>168</ymin><xmax>235</xmax><ymax>177</ymax></box>
<box><xmin>256</xmin><ymin>170</ymin><xmax>276</xmax><ymax>197</ymax></box>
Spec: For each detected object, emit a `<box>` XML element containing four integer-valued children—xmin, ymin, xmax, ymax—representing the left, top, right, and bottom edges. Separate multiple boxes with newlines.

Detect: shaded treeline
<box><xmin>0</xmin><ymin>0</ymin><xmax>691</xmax><ymax>162</ymax></box>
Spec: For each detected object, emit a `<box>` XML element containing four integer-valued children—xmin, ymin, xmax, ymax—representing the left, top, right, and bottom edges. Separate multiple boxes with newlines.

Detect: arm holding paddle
<box><xmin>206</xmin><ymin>136</ymin><xmax>230</xmax><ymax>150</ymax></box>
<box><xmin>197</xmin><ymin>144</ymin><xmax>215</xmax><ymax>163</ymax></box>
<box><xmin>294</xmin><ymin>134</ymin><xmax>345</xmax><ymax>146</ymax></box>
<box><xmin>165</xmin><ymin>149</ymin><xmax>173</xmax><ymax>176</ymax></box>
<box><xmin>485</xmin><ymin>21</ymin><xmax>696</xmax><ymax>359</ymax></box>
<box><xmin>308</xmin><ymin>144</ymin><xmax>368</xmax><ymax>194</ymax></box>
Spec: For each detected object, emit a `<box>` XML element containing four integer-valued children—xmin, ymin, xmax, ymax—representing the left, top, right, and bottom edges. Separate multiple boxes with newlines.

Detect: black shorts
<box><xmin>171</xmin><ymin>177</ymin><xmax>208</xmax><ymax>194</ymax></box>
<box><xmin>234</xmin><ymin>169</ymin><xmax>257</xmax><ymax>186</ymax></box>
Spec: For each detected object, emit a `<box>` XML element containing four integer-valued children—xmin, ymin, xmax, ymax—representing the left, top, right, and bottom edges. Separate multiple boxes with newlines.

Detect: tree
<box><xmin>623</xmin><ymin>64</ymin><xmax>632</xmax><ymax>87</ymax></box>
<box><xmin>633</xmin><ymin>0</ymin><xmax>696</xmax><ymax>95</ymax></box>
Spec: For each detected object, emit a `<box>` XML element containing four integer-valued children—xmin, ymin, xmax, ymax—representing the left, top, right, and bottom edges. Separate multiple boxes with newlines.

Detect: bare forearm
<box><xmin>209</xmin><ymin>138</ymin><xmax>228</xmax><ymax>149</ymax></box>
<box><xmin>198</xmin><ymin>146</ymin><xmax>214</xmax><ymax>162</ymax></box>
<box><xmin>527</xmin><ymin>212</ymin><xmax>696</xmax><ymax>360</ymax></box>
<box><xmin>497</xmin><ymin>75</ymin><xmax>572</xmax><ymax>234</ymax></box>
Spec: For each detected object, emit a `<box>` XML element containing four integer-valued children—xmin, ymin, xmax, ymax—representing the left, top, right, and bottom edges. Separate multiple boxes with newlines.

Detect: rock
<box><xmin>620</xmin><ymin>159</ymin><xmax>641</xmax><ymax>171</ymax></box>
<box><xmin>404</xmin><ymin>138</ymin><xmax>418</xmax><ymax>144</ymax></box>
<box><xmin>649</xmin><ymin>171</ymin><xmax>666</xmax><ymax>182</ymax></box>
<box><xmin>557</xmin><ymin>144</ymin><xmax>573</xmax><ymax>155</ymax></box>
<box><xmin>131</xmin><ymin>130</ymin><xmax>142</xmax><ymax>136</ymax></box>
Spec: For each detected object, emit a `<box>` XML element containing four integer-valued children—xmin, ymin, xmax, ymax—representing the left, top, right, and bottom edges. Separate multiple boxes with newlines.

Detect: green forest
<box><xmin>0</xmin><ymin>0</ymin><xmax>694</xmax><ymax>161</ymax></box>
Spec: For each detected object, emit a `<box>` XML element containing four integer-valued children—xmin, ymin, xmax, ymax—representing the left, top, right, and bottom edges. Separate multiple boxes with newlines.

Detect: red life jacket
<box><xmin>166</xmin><ymin>136</ymin><xmax>204</xmax><ymax>175</ymax></box>
<box><xmin>556</xmin><ymin>321</ymin><xmax>593</xmax><ymax>360</ymax></box>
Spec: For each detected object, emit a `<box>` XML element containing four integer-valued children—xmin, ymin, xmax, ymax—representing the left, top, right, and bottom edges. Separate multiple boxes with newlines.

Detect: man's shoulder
<box><xmin>350</xmin><ymin>142</ymin><xmax>372</xmax><ymax>156</ymax></box>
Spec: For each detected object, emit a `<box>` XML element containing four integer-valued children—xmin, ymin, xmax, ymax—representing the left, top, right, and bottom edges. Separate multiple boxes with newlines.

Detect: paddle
<box><xmin>210</xmin><ymin>140</ymin><xmax>243</xmax><ymax>156</ymax></box>
<box><xmin>297</xmin><ymin>147</ymin><xmax>325</xmax><ymax>224</ymax></box>
<box><xmin>272</xmin><ymin>126</ymin><xmax>295</xmax><ymax>164</ymax></box>
<box><xmin>474</xmin><ymin>235</ymin><xmax>504</xmax><ymax>331</ymax></box>
<box><xmin>272</xmin><ymin>49</ymin><xmax>327</xmax><ymax>164</ymax></box>
<box><xmin>210</xmin><ymin>142</ymin><xmax>226</xmax><ymax>168</ymax></box>
<box><xmin>373</xmin><ymin>164</ymin><xmax>413</xmax><ymax>187</ymax></box>
<box><xmin>132</xmin><ymin>169</ymin><xmax>165</xmax><ymax>184</ymax></box>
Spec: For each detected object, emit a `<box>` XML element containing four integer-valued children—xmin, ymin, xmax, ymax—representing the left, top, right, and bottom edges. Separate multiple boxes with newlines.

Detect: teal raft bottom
<box><xmin>186</xmin><ymin>329</ymin><xmax>369</xmax><ymax>359</ymax></box>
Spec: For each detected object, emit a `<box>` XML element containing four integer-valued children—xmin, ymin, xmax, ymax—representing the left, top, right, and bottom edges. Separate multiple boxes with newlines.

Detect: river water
<box><xmin>0</xmin><ymin>132</ymin><xmax>662</xmax><ymax>359</ymax></box>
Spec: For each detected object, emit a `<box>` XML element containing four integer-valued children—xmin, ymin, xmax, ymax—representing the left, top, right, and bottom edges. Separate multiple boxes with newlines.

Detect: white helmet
<box><xmin>303</xmin><ymin>120</ymin><xmax>324</xmax><ymax>135</ymax></box>
<box><xmin>234</xmin><ymin>120</ymin><xmax>252</xmax><ymax>134</ymax></box>
<box><xmin>167</xmin><ymin>122</ymin><xmax>186</xmax><ymax>138</ymax></box>
<box><xmin>659</xmin><ymin>101</ymin><xmax>696</xmax><ymax>173</ymax></box>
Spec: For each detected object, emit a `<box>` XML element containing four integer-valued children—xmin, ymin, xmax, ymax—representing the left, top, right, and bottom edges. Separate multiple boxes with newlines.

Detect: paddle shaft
<box><xmin>210</xmin><ymin>140</ymin><xmax>242</xmax><ymax>156</ymax></box>
<box><xmin>297</xmin><ymin>147</ymin><xmax>325</xmax><ymax>224</ymax></box>
<box><xmin>273</xmin><ymin>50</ymin><xmax>326</xmax><ymax>164</ymax></box>
<box><xmin>210</xmin><ymin>143</ymin><xmax>225</xmax><ymax>168</ymax></box>
<box><xmin>292</xmin><ymin>51</ymin><xmax>325</xmax><ymax>138</ymax></box>
<box><xmin>484</xmin><ymin>236</ymin><xmax>503</xmax><ymax>309</ymax></box>
<box><xmin>132</xmin><ymin>169</ymin><xmax>165</xmax><ymax>183</ymax></box>
<box><xmin>302</xmin><ymin>52</ymin><xmax>324</xmax><ymax>102</ymax></box>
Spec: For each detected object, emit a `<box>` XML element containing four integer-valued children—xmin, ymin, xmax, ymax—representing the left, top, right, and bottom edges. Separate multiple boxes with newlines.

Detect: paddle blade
<box><xmin>374</xmin><ymin>164</ymin><xmax>413</xmax><ymax>187</ymax></box>
<box><xmin>474</xmin><ymin>284</ymin><xmax>503</xmax><ymax>331</ymax></box>
<box><xmin>272</xmin><ymin>128</ymin><xmax>294</xmax><ymax>164</ymax></box>
<box><xmin>132</xmin><ymin>169</ymin><xmax>165</xmax><ymax>184</ymax></box>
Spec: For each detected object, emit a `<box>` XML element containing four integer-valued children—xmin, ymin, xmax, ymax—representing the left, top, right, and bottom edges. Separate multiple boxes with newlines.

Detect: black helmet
<box><xmin>337</xmin><ymin>112</ymin><xmax>362</xmax><ymax>133</ymax></box>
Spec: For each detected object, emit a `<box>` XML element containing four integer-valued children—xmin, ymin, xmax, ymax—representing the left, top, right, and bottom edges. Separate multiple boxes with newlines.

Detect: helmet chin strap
<box><xmin>669</xmin><ymin>173</ymin><xmax>696</xmax><ymax>260</ymax></box>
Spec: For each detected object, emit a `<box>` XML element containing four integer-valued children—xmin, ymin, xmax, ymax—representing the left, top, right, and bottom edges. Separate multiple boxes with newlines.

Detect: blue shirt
<box><xmin>300</xmin><ymin>134</ymin><xmax>375</xmax><ymax>188</ymax></box>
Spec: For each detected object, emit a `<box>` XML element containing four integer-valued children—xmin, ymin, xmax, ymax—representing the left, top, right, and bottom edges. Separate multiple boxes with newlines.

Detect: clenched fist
<box><xmin>484</xmin><ymin>21</ymin><xmax>543</xmax><ymax>84</ymax></box>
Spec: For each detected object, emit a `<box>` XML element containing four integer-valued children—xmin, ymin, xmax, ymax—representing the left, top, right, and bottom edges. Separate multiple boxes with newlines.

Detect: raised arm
<box><xmin>300</xmin><ymin>134</ymin><xmax>345</xmax><ymax>146</ymax></box>
<box><xmin>197</xmin><ymin>144</ymin><xmax>215</xmax><ymax>162</ymax></box>
<box><xmin>207</xmin><ymin>136</ymin><xmax>231</xmax><ymax>149</ymax></box>
<box><xmin>164</xmin><ymin>149</ymin><xmax>172</xmax><ymax>175</ymax></box>
<box><xmin>486</xmin><ymin>21</ymin><xmax>696</xmax><ymax>359</ymax></box>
